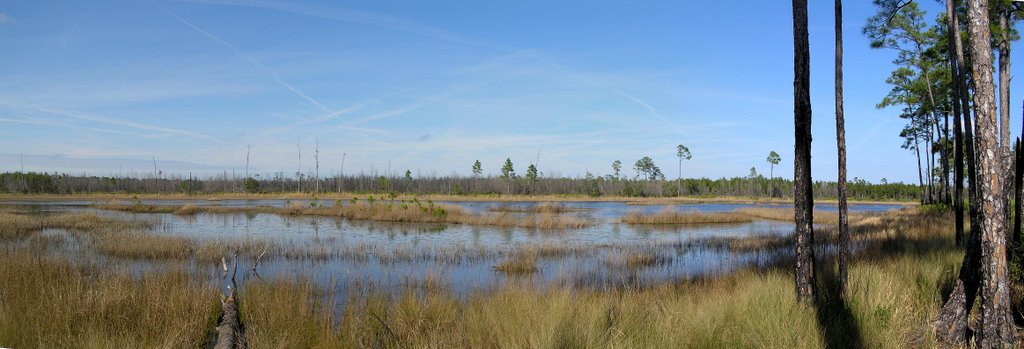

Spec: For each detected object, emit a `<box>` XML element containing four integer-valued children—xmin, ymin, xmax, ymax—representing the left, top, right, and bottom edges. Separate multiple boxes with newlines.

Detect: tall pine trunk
<box><xmin>834</xmin><ymin>0</ymin><xmax>850</xmax><ymax>293</ymax></box>
<box><xmin>934</xmin><ymin>1</ymin><xmax>982</xmax><ymax>344</ymax></box>
<box><xmin>916</xmin><ymin>133</ymin><xmax>925</xmax><ymax>204</ymax></box>
<box><xmin>945</xmin><ymin>0</ymin><xmax>964</xmax><ymax>245</ymax></box>
<box><xmin>964</xmin><ymin>0</ymin><xmax>1016</xmax><ymax>345</ymax></box>
<box><xmin>998</xmin><ymin>3</ymin><xmax>1013</xmax><ymax>245</ymax></box>
<box><xmin>1014</xmin><ymin>139</ymin><xmax>1022</xmax><ymax>248</ymax></box>
<box><xmin>792</xmin><ymin>0</ymin><xmax>815</xmax><ymax>304</ymax></box>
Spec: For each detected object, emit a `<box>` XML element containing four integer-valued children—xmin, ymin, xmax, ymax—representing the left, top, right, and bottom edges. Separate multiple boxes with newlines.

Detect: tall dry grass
<box><xmin>234</xmin><ymin>207</ymin><xmax>960</xmax><ymax>348</ymax></box>
<box><xmin>0</xmin><ymin>251</ymin><xmax>220</xmax><ymax>348</ymax></box>
<box><xmin>487</xmin><ymin>202</ymin><xmax>579</xmax><ymax>214</ymax></box>
<box><xmin>621</xmin><ymin>207</ymin><xmax>753</xmax><ymax>224</ymax></box>
<box><xmin>0</xmin><ymin>212</ymin><xmax>263</xmax><ymax>263</ymax></box>
<box><xmin>96</xmin><ymin>201</ymin><xmax>592</xmax><ymax>229</ymax></box>
<box><xmin>733</xmin><ymin>207</ymin><xmax>869</xmax><ymax>225</ymax></box>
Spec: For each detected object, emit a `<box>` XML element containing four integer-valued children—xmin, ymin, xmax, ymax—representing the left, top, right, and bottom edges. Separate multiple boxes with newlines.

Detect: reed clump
<box><xmin>604</xmin><ymin>250</ymin><xmax>672</xmax><ymax>269</ymax></box>
<box><xmin>620</xmin><ymin>208</ymin><xmax>753</xmax><ymax>224</ymax></box>
<box><xmin>493</xmin><ymin>251</ymin><xmax>540</xmax><ymax>274</ymax></box>
<box><xmin>487</xmin><ymin>202</ymin><xmax>580</xmax><ymax>214</ymax></box>
<box><xmin>174</xmin><ymin>203</ymin><xmax>201</xmax><ymax>215</ymax></box>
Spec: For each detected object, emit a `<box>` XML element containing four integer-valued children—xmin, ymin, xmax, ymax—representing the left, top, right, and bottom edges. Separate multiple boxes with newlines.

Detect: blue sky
<box><xmin>0</xmin><ymin>0</ymin><xmax>1021</xmax><ymax>183</ymax></box>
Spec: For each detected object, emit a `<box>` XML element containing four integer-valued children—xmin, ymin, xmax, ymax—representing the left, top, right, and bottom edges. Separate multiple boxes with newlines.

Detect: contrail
<box><xmin>0</xmin><ymin>100</ymin><xmax>224</xmax><ymax>142</ymax></box>
<box><xmin>174</xmin><ymin>0</ymin><xmax>509</xmax><ymax>52</ymax></box>
<box><xmin>160</xmin><ymin>6</ymin><xmax>333</xmax><ymax>114</ymax></box>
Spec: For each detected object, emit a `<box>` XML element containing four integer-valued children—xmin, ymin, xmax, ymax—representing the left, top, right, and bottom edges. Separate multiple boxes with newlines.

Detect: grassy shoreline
<box><xmin>0</xmin><ymin>192</ymin><xmax>918</xmax><ymax>206</ymax></box>
<box><xmin>0</xmin><ymin>206</ymin><xmax>974</xmax><ymax>348</ymax></box>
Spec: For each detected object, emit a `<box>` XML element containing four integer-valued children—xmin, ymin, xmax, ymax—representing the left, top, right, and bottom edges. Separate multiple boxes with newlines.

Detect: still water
<box><xmin>7</xmin><ymin>200</ymin><xmax>903</xmax><ymax>296</ymax></box>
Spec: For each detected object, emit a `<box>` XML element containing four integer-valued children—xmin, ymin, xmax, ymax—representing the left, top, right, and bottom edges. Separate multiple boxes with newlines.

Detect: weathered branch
<box><xmin>251</xmin><ymin>248</ymin><xmax>268</xmax><ymax>274</ymax></box>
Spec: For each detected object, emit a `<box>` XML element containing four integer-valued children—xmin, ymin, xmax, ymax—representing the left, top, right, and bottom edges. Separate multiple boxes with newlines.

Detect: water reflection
<box><xmin>4</xmin><ymin>200</ymin><xmax>902</xmax><ymax>298</ymax></box>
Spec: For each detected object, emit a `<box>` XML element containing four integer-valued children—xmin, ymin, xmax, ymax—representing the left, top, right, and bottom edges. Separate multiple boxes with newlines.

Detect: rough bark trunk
<box><xmin>965</xmin><ymin>0</ymin><xmax>1017</xmax><ymax>346</ymax></box>
<box><xmin>935</xmin><ymin>212</ymin><xmax>983</xmax><ymax>345</ymax></box>
<box><xmin>835</xmin><ymin>0</ymin><xmax>849</xmax><ymax>294</ymax></box>
<box><xmin>792</xmin><ymin>0</ymin><xmax>816</xmax><ymax>304</ymax></box>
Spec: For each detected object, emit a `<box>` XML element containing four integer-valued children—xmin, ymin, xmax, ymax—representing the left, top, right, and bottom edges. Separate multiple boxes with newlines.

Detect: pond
<box><xmin>3</xmin><ymin>199</ymin><xmax>905</xmax><ymax>298</ymax></box>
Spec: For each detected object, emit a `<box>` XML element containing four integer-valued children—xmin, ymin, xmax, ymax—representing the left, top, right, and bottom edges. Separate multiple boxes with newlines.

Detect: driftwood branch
<box><xmin>251</xmin><ymin>248</ymin><xmax>268</xmax><ymax>274</ymax></box>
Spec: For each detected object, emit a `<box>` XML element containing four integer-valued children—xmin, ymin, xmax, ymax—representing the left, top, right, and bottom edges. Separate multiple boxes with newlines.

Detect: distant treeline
<box><xmin>0</xmin><ymin>172</ymin><xmax>919</xmax><ymax>201</ymax></box>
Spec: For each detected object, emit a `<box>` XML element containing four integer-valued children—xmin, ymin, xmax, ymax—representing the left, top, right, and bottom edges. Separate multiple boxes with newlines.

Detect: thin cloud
<box><xmin>174</xmin><ymin>0</ymin><xmax>508</xmax><ymax>51</ymax></box>
<box><xmin>0</xmin><ymin>100</ymin><xmax>223</xmax><ymax>142</ymax></box>
<box><xmin>158</xmin><ymin>5</ymin><xmax>333</xmax><ymax>114</ymax></box>
<box><xmin>0</xmin><ymin>13</ymin><xmax>15</xmax><ymax>24</ymax></box>
<box><xmin>0</xmin><ymin>115</ymin><xmax>156</xmax><ymax>138</ymax></box>
<box><xmin>340</xmin><ymin>79</ymin><xmax>497</xmax><ymax>127</ymax></box>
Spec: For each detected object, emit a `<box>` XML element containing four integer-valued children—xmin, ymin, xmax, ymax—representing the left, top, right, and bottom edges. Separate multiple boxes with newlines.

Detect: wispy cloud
<box><xmin>0</xmin><ymin>100</ymin><xmax>223</xmax><ymax>143</ymax></box>
<box><xmin>340</xmin><ymin>79</ymin><xmax>499</xmax><ymax>128</ymax></box>
<box><xmin>157</xmin><ymin>5</ymin><xmax>333</xmax><ymax>114</ymax></box>
<box><xmin>0</xmin><ymin>115</ymin><xmax>155</xmax><ymax>138</ymax></box>
<box><xmin>0</xmin><ymin>13</ymin><xmax>15</xmax><ymax>24</ymax></box>
<box><xmin>174</xmin><ymin>0</ymin><xmax>509</xmax><ymax>51</ymax></box>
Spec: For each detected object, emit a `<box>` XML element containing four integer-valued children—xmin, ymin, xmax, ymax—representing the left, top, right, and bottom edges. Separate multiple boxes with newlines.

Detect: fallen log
<box><xmin>214</xmin><ymin>253</ymin><xmax>246</xmax><ymax>349</ymax></box>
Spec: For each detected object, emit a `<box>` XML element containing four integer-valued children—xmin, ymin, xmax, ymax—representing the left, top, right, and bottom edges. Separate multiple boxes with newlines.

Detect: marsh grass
<box><xmin>0</xmin><ymin>212</ymin><xmax>264</xmax><ymax>263</ymax></box>
<box><xmin>487</xmin><ymin>202</ymin><xmax>580</xmax><ymax>214</ymax></box>
<box><xmin>0</xmin><ymin>250</ymin><xmax>220</xmax><ymax>348</ymax></box>
<box><xmin>230</xmin><ymin>207</ymin><xmax>962</xmax><ymax>348</ymax></box>
<box><xmin>96</xmin><ymin>201</ymin><xmax>592</xmax><ymax>229</ymax></box>
<box><xmin>621</xmin><ymin>208</ymin><xmax>753</xmax><ymax>224</ymax></box>
<box><xmin>603</xmin><ymin>249</ymin><xmax>672</xmax><ymax>269</ymax></box>
<box><xmin>733</xmin><ymin>207</ymin><xmax>868</xmax><ymax>225</ymax></box>
<box><xmin>0</xmin><ymin>202</ymin><xmax>968</xmax><ymax>348</ymax></box>
<box><xmin>493</xmin><ymin>251</ymin><xmax>540</xmax><ymax>274</ymax></box>
<box><xmin>236</xmin><ymin>258</ymin><xmax>955</xmax><ymax>348</ymax></box>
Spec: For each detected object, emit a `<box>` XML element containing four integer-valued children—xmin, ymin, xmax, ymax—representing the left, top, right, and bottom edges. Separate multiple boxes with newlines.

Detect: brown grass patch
<box><xmin>493</xmin><ymin>252</ymin><xmax>539</xmax><ymax>274</ymax></box>
<box><xmin>621</xmin><ymin>208</ymin><xmax>752</xmax><ymax>224</ymax></box>
<box><xmin>733</xmin><ymin>207</ymin><xmax>868</xmax><ymax>225</ymax></box>
<box><xmin>487</xmin><ymin>202</ymin><xmax>580</xmax><ymax>214</ymax></box>
<box><xmin>0</xmin><ymin>251</ymin><xmax>219</xmax><ymax>347</ymax></box>
<box><xmin>96</xmin><ymin>201</ymin><xmax>592</xmax><ymax>229</ymax></box>
<box><xmin>173</xmin><ymin>203</ymin><xmax>201</xmax><ymax>215</ymax></box>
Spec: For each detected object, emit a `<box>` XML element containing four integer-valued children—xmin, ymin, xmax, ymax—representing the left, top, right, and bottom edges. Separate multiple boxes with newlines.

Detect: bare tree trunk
<box><xmin>921</xmin><ymin>69</ymin><xmax>943</xmax><ymax>204</ymax></box>
<box><xmin>944</xmin><ymin>112</ymin><xmax>952</xmax><ymax>205</ymax></box>
<box><xmin>943</xmin><ymin>3</ymin><xmax>963</xmax><ymax>241</ymax></box>
<box><xmin>1014</xmin><ymin>139</ymin><xmax>1022</xmax><ymax>248</ymax></box>
<box><xmin>964</xmin><ymin>0</ymin><xmax>1017</xmax><ymax>346</ymax></box>
<box><xmin>952</xmin><ymin>79</ymin><xmax>965</xmax><ymax>247</ymax></box>
<box><xmin>916</xmin><ymin>133</ymin><xmax>925</xmax><ymax>204</ymax></box>
<box><xmin>834</xmin><ymin>0</ymin><xmax>850</xmax><ymax>294</ymax></box>
<box><xmin>927</xmin><ymin>125</ymin><xmax>935</xmax><ymax>203</ymax></box>
<box><xmin>792</xmin><ymin>0</ymin><xmax>816</xmax><ymax>304</ymax></box>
